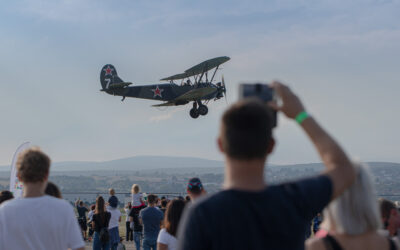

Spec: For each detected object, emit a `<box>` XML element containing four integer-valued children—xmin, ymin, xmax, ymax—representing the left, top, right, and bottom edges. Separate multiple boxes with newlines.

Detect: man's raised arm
<box><xmin>269</xmin><ymin>81</ymin><xmax>356</xmax><ymax>200</ymax></box>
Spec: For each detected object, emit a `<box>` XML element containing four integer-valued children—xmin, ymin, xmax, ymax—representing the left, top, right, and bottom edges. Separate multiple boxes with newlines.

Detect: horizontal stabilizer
<box><xmin>101</xmin><ymin>82</ymin><xmax>132</xmax><ymax>91</ymax></box>
<box><xmin>109</xmin><ymin>82</ymin><xmax>132</xmax><ymax>89</ymax></box>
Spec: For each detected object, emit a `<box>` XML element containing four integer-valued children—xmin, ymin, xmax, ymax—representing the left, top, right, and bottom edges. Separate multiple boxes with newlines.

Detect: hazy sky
<box><xmin>0</xmin><ymin>0</ymin><xmax>399</xmax><ymax>166</ymax></box>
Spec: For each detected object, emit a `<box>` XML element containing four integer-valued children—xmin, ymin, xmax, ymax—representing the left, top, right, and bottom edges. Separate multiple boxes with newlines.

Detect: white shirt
<box><xmin>88</xmin><ymin>210</ymin><xmax>94</xmax><ymax>221</ymax></box>
<box><xmin>157</xmin><ymin>228</ymin><xmax>177</xmax><ymax>250</ymax></box>
<box><xmin>0</xmin><ymin>195</ymin><xmax>84</xmax><ymax>250</ymax></box>
<box><xmin>124</xmin><ymin>208</ymin><xmax>131</xmax><ymax>222</ymax></box>
<box><xmin>131</xmin><ymin>193</ymin><xmax>143</xmax><ymax>207</ymax></box>
<box><xmin>107</xmin><ymin>206</ymin><xmax>121</xmax><ymax>229</ymax></box>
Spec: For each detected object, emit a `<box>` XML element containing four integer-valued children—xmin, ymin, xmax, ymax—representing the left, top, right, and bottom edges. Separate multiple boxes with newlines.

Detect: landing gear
<box><xmin>198</xmin><ymin>105</ymin><xmax>208</xmax><ymax>115</ymax></box>
<box><xmin>189</xmin><ymin>101</ymin><xmax>208</xmax><ymax>119</ymax></box>
<box><xmin>190</xmin><ymin>108</ymin><xmax>200</xmax><ymax>119</ymax></box>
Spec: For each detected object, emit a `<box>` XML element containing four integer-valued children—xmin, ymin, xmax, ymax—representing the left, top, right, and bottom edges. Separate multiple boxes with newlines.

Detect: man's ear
<box><xmin>43</xmin><ymin>172</ymin><xmax>49</xmax><ymax>182</ymax></box>
<box><xmin>267</xmin><ymin>137</ymin><xmax>275</xmax><ymax>155</ymax></box>
<box><xmin>217</xmin><ymin>137</ymin><xmax>225</xmax><ymax>153</ymax></box>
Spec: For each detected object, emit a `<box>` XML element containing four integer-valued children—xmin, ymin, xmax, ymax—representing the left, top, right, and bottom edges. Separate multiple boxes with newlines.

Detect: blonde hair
<box><xmin>109</xmin><ymin>188</ymin><xmax>115</xmax><ymax>195</ymax></box>
<box><xmin>321</xmin><ymin>162</ymin><xmax>381</xmax><ymax>235</ymax></box>
<box><xmin>131</xmin><ymin>184</ymin><xmax>140</xmax><ymax>194</ymax></box>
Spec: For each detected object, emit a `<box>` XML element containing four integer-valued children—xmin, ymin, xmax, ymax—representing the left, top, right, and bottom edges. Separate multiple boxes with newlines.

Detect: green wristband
<box><xmin>295</xmin><ymin>111</ymin><xmax>309</xmax><ymax>124</ymax></box>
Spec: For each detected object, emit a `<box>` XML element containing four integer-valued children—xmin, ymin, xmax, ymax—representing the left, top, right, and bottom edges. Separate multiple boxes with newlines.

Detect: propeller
<box><xmin>222</xmin><ymin>75</ymin><xmax>227</xmax><ymax>104</ymax></box>
<box><xmin>216</xmin><ymin>75</ymin><xmax>227</xmax><ymax>104</ymax></box>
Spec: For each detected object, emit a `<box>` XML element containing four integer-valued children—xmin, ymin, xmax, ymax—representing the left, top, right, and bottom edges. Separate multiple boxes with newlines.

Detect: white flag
<box><xmin>9</xmin><ymin>142</ymin><xmax>31</xmax><ymax>198</ymax></box>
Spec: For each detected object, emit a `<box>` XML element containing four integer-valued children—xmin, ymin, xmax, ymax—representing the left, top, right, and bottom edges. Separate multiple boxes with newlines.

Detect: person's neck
<box><xmin>23</xmin><ymin>182</ymin><xmax>46</xmax><ymax>198</ymax></box>
<box><xmin>223</xmin><ymin>156</ymin><xmax>267</xmax><ymax>191</ymax></box>
<box><xmin>148</xmin><ymin>203</ymin><xmax>156</xmax><ymax>207</ymax></box>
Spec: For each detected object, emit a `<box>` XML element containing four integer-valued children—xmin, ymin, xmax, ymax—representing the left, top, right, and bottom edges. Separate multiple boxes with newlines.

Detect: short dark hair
<box><xmin>45</xmin><ymin>182</ymin><xmax>62</xmax><ymax>198</ymax></box>
<box><xmin>379</xmin><ymin>198</ymin><xmax>396</xmax><ymax>220</ymax></box>
<box><xmin>161</xmin><ymin>199</ymin><xmax>168</xmax><ymax>208</ymax></box>
<box><xmin>0</xmin><ymin>190</ymin><xmax>14</xmax><ymax>204</ymax></box>
<box><xmin>147</xmin><ymin>194</ymin><xmax>157</xmax><ymax>204</ymax></box>
<box><xmin>17</xmin><ymin>148</ymin><xmax>51</xmax><ymax>183</ymax></box>
<box><xmin>220</xmin><ymin>99</ymin><xmax>273</xmax><ymax>159</ymax></box>
<box><xmin>164</xmin><ymin>199</ymin><xmax>186</xmax><ymax>236</ymax></box>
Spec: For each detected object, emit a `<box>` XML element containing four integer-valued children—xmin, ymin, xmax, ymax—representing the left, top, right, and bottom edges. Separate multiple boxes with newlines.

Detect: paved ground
<box><xmin>84</xmin><ymin>240</ymin><xmax>137</xmax><ymax>250</ymax></box>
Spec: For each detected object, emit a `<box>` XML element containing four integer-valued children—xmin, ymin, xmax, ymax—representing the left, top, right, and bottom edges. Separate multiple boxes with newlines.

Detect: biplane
<box><xmin>99</xmin><ymin>56</ymin><xmax>230</xmax><ymax>118</ymax></box>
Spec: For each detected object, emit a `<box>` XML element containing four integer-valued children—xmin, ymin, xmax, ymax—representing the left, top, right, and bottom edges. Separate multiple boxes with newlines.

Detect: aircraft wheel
<box><xmin>198</xmin><ymin>105</ymin><xmax>208</xmax><ymax>116</ymax></box>
<box><xmin>190</xmin><ymin>108</ymin><xmax>200</xmax><ymax>119</ymax></box>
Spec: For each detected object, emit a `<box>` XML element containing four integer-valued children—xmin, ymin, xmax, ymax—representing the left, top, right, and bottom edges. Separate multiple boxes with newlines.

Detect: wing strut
<box><xmin>210</xmin><ymin>65</ymin><xmax>219</xmax><ymax>83</ymax></box>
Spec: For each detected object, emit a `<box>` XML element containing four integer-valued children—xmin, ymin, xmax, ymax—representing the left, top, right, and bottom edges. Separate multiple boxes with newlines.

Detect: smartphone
<box><xmin>239</xmin><ymin>83</ymin><xmax>277</xmax><ymax>127</ymax></box>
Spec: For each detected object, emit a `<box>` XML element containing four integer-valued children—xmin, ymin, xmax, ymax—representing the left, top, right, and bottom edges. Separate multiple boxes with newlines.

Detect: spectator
<box><xmin>160</xmin><ymin>199</ymin><xmax>168</xmax><ymax>215</ymax></box>
<box><xmin>380</xmin><ymin>198</ymin><xmax>400</xmax><ymax>239</ymax></box>
<box><xmin>0</xmin><ymin>147</ymin><xmax>84</xmax><ymax>250</ymax></box>
<box><xmin>177</xmin><ymin>82</ymin><xmax>356</xmax><ymax>250</ymax></box>
<box><xmin>108</xmin><ymin>202</ymin><xmax>122</xmax><ymax>250</ymax></box>
<box><xmin>157</xmin><ymin>199</ymin><xmax>185</xmax><ymax>250</ymax></box>
<box><xmin>124</xmin><ymin>202</ymin><xmax>133</xmax><ymax>241</ymax></box>
<box><xmin>129</xmin><ymin>203</ymin><xmax>144</xmax><ymax>250</ymax></box>
<box><xmin>76</xmin><ymin>198</ymin><xmax>89</xmax><ymax>240</ymax></box>
<box><xmin>45</xmin><ymin>181</ymin><xmax>62</xmax><ymax>198</ymax></box>
<box><xmin>306</xmin><ymin>163</ymin><xmax>398</xmax><ymax>250</ymax></box>
<box><xmin>92</xmin><ymin>196</ymin><xmax>111</xmax><ymax>250</ymax></box>
<box><xmin>88</xmin><ymin>204</ymin><xmax>96</xmax><ymax>242</ymax></box>
<box><xmin>0</xmin><ymin>190</ymin><xmax>13</xmax><ymax>204</ymax></box>
<box><xmin>186</xmin><ymin>177</ymin><xmax>205</xmax><ymax>202</ymax></box>
<box><xmin>140</xmin><ymin>194</ymin><xmax>164</xmax><ymax>250</ymax></box>
<box><xmin>131</xmin><ymin>184</ymin><xmax>145</xmax><ymax>213</ymax></box>
<box><xmin>108</xmin><ymin>188</ymin><xmax>118</xmax><ymax>208</ymax></box>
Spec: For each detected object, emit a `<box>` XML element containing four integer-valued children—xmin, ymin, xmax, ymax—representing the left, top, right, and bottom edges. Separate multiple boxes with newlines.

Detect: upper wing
<box><xmin>184</xmin><ymin>56</ymin><xmax>230</xmax><ymax>76</ymax></box>
<box><xmin>160</xmin><ymin>56</ymin><xmax>230</xmax><ymax>81</ymax></box>
<box><xmin>160</xmin><ymin>73</ymin><xmax>190</xmax><ymax>81</ymax></box>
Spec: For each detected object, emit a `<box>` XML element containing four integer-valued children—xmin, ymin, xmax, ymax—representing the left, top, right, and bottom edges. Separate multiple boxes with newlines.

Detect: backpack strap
<box><xmin>322</xmin><ymin>235</ymin><xmax>344</xmax><ymax>250</ymax></box>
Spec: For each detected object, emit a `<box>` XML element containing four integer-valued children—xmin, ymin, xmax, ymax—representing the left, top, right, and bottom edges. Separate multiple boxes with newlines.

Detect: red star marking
<box><xmin>151</xmin><ymin>86</ymin><xmax>164</xmax><ymax>98</ymax></box>
<box><xmin>103</xmin><ymin>66</ymin><xmax>114</xmax><ymax>76</ymax></box>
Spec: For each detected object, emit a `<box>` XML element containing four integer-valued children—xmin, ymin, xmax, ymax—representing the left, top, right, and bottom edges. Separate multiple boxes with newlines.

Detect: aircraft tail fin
<box><xmin>100</xmin><ymin>64</ymin><xmax>129</xmax><ymax>90</ymax></box>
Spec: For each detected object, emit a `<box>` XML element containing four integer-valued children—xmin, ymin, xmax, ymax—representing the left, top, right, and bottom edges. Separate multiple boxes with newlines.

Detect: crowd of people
<box><xmin>0</xmin><ymin>81</ymin><xmax>399</xmax><ymax>250</ymax></box>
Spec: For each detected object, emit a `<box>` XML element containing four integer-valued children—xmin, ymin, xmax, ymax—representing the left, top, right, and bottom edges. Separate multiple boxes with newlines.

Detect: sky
<box><xmin>0</xmin><ymin>0</ymin><xmax>399</xmax><ymax>166</ymax></box>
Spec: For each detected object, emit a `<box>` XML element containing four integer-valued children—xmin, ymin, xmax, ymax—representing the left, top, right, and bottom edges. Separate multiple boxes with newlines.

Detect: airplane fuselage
<box><xmin>104</xmin><ymin>82</ymin><xmax>221</xmax><ymax>104</ymax></box>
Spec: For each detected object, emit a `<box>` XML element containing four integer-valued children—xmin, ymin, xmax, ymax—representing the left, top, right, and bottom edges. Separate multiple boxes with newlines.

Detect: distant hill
<box><xmin>0</xmin><ymin>155</ymin><xmax>224</xmax><ymax>172</ymax></box>
<box><xmin>0</xmin><ymin>154</ymin><xmax>399</xmax><ymax>175</ymax></box>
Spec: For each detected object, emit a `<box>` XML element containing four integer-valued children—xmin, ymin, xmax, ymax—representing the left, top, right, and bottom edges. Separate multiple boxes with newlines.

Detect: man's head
<box><xmin>0</xmin><ymin>190</ymin><xmax>14</xmax><ymax>204</ymax></box>
<box><xmin>187</xmin><ymin>177</ymin><xmax>204</xmax><ymax>201</ymax></box>
<box><xmin>147</xmin><ymin>194</ymin><xmax>157</xmax><ymax>205</ymax></box>
<box><xmin>161</xmin><ymin>199</ymin><xmax>168</xmax><ymax>208</ymax></box>
<box><xmin>218</xmin><ymin>99</ymin><xmax>274</xmax><ymax>160</ymax></box>
<box><xmin>379</xmin><ymin>198</ymin><xmax>400</xmax><ymax>235</ymax></box>
<box><xmin>109</xmin><ymin>188</ymin><xmax>115</xmax><ymax>196</ymax></box>
<box><xmin>17</xmin><ymin>147</ymin><xmax>51</xmax><ymax>184</ymax></box>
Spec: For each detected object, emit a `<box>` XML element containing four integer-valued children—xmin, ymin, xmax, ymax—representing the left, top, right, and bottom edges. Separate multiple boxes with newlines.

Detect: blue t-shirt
<box><xmin>177</xmin><ymin>175</ymin><xmax>333</xmax><ymax>250</ymax></box>
<box><xmin>139</xmin><ymin>206</ymin><xmax>164</xmax><ymax>239</ymax></box>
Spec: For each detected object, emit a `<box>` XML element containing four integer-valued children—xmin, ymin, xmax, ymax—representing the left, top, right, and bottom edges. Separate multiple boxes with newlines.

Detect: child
<box><xmin>131</xmin><ymin>184</ymin><xmax>145</xmax><ymax>212</ymax></box>
<box><xmin>108</xmin><ymin>188</ymin><xmax>119</xmax><ymax>208</ymax></box>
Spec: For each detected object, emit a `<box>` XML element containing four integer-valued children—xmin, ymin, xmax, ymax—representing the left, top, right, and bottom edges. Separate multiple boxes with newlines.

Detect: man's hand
<box><xmin>268</xmin><ymin>81</ymin><xmax>305</xmax><ymax>119</ymax></box>
<box><xmin>268</xmin><ymin>80</ymin><xmax>355</xmax><ymax>200</ymax></box>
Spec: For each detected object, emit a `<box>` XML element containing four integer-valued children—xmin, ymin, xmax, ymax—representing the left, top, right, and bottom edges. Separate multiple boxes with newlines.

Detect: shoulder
<box><xmin>305</xmin><ymin>237</ymin><xmax>326</xmax><ymax>250</ymax></box>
